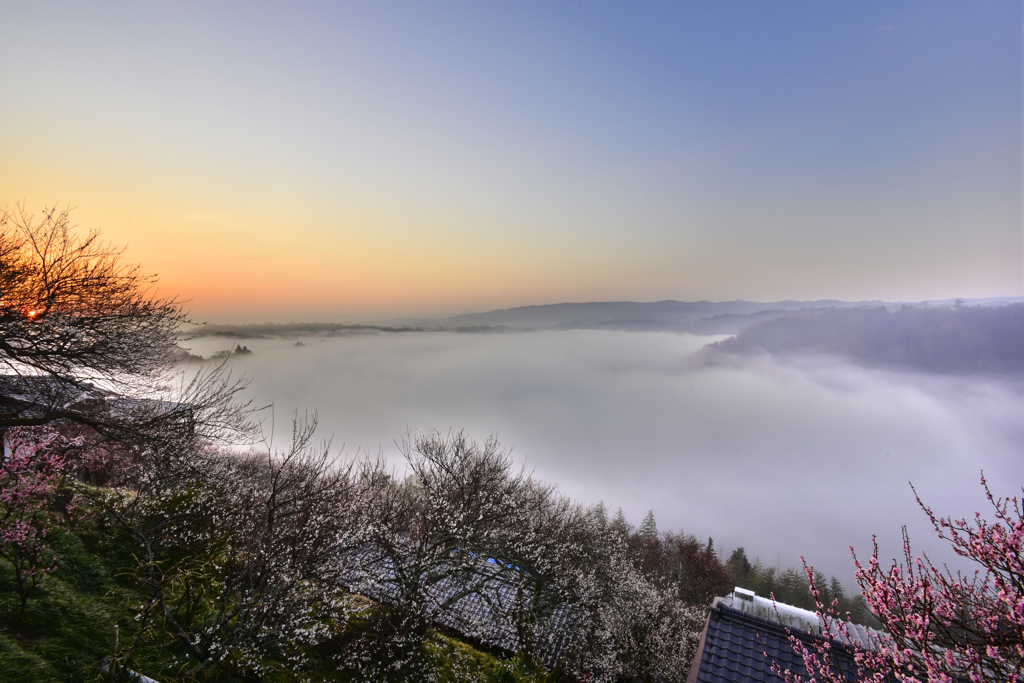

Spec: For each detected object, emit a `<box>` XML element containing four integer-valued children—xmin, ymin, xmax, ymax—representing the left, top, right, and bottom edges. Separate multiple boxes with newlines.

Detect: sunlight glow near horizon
<box><xmin>1</xmin><ymin>1</ymin><xmax>1021</xmax><ymax>320</ymax></box>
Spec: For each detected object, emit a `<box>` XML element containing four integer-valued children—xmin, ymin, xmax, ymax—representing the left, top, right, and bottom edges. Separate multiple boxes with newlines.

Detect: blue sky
<box><xmin>1</xmin><ymin>1</ymin><xmax>1020</xmax><ymax>318</ymax></box>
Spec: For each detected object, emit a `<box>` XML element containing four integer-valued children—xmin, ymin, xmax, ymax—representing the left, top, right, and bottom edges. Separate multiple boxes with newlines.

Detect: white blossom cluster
<box><xmin>82</xmin><ymin>425</ymin><xmax>706</xmax><ymax>681</ymax></box>
<box><xmin>330</xmin><ymin>431</ymin><xmax>706</xmax><ymax>682</ymax></box>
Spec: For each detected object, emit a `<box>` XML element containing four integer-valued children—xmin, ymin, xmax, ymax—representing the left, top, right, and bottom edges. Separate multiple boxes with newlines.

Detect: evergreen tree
<box><xmin>593</xmin><ymin>500</ymin><xmax>608</xmax><ymax>527</ymax></box>
<box><xmin>775</xmin><ymin>567</ymin><xmax>814</xmax><ymax>609</ymax></box>
<box><xmin>639</xmin><ymin>510</ymin><xmax>658</xmax><ymax>542</ymax></box>
<box><xmin>828</xmin><ymin>575</ymin><xmax>845</xmax><ymax>601</ymax></box>
<box><xmin>725</xmin><ymin>547</ymin><xmax>752</xmax><ymax>588</ymax></box>
<box><xmin>610</xmin><ymin>507</ymin><xmax>628</xmax><ymax>533</ymax></box>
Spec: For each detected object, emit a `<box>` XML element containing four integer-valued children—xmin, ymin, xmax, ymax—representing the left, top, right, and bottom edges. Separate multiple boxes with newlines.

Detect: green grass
<box><xmin>0</xmin><ymin>505</ymin><xmax>553</xmax><ymax>682</ymax></box>
<box><xmin>425</xmin><ymin>635</ymin><xmax>554</xmax><ymax>683</ymax></box>
<box><xmin>0</xmin><ymin>526</ymin><xmax>131</xmax><ymax>682</ymax></box>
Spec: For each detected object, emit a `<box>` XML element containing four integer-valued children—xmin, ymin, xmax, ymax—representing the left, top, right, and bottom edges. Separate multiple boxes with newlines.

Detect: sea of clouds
<box><xmin>183</xmin><ymin>329</ymin><xmax>1024</xmax><ymax>588</ymax></box>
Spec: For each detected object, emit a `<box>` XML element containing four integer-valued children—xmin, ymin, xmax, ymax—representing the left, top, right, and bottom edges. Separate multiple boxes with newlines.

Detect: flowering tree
<box><xmin>332</xmin><ymin>431</ymin><xmax>707</xmax><ymax>682</ymax></box>
<box><xmin>89</xmin><ymin>414</ymin><xmax>373</xmax><ymax>679</ymax></box>
<box><xmin>0</xmin><ymin>427</ymin><xmax>78</xmax><ymax>617</ymax></box>
<box><xmin>337</xmin><ymin>431</ymin><xmax>577</xmax><ymax>680</ymax></box>
<box><xmin>560</xmin><ymin>521</ymin><xmax>706</xmax><ymax>682</ymax></box>
<box><xmin>773</xmin><ymin>473</ymin><xmax>1024</xmax><ymax>682</ymax></box>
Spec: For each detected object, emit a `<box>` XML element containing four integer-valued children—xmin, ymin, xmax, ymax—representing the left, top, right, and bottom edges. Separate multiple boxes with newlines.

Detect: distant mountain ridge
<box><xmin>191</xmin><ymin>297</ymin><xmax>1024</xmax><ymax>339</ymax></box>
<box><xmin>380</xmin><ymin>298</ymin><xmax>884</xmax><ymax>334</ymax></box>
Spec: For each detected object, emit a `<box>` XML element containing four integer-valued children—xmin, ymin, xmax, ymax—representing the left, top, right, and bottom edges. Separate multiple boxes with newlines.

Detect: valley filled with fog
<box><xmin>183</xmin><ymin>328</ymin><xmax>1024</xmax><ymax>587</ymax></box>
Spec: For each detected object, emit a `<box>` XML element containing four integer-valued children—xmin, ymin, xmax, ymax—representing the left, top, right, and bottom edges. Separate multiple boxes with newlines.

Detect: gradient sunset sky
<box><xmin>1</xmin><ymin>2</ymin><xmax>1020</xmax><ymax>320</ymax></box>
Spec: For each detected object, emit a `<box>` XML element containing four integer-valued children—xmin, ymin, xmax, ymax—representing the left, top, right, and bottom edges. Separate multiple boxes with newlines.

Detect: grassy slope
<box><xmin>0</xmin><ymin>514</ymin><xmax>552</xmax><ymax>683</ymax></box>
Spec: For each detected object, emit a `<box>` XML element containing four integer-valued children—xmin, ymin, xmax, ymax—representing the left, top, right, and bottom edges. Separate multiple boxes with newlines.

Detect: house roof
<box><xmin>0</xmin><ymin>374</ymin><xmax>187</xmax><ymax>429</ymax></box>
<box><xmin>686</xmin><ymin>592</ymin><xmax>874</xmax><ymax>683</ymax></box>
<box><xmin>728</xmin><ymin>587</ymin><xmax>882</xmax><ymax>650</ymax></box>
<box><xmin>0</xmin><ymin>375</ymin><xmax>105</xmax><ymax>425</ymax></box>
<box><xmin>335</xmin><ymin>541</ymin><xmax>577</xmax><ymax>665</ymax></box>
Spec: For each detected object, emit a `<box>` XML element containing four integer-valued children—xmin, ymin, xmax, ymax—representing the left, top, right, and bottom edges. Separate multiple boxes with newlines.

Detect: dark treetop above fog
<box><xmin>707</xmin><ymin>303</ymin><xmax>1024</xmax><ymax>375</ymax></box>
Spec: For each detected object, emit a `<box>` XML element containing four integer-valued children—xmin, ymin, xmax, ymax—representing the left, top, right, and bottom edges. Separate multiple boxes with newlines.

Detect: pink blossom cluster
<box><xmin>0</xmin><ymin>427</ymin><xmax>78</xmax><ymax>615</ymax></box>
<box><xmin>769</xmin><ymin>473</ymin><xmax>1023</xmax><ymax>682</ymax></box>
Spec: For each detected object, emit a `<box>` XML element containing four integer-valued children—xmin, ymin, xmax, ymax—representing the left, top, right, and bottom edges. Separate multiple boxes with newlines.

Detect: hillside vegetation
<box><xmin>0</xmin><ymin>517</ymin><xmax>552</xmax><ymax>683</ymax></box>
<box><xmin>0</xmin><ymin>426</ymin><xmax>709</xmax><ymax>682</ymax></box>
<box><xmin>709</xmin><ymin>304</ymin><xmax>1024</xmax><ymax>374</ymax></box>
<box><xmin>0</xmin><ymin>431</ymin><xmax>876</xmax><ymax>682</ymax></box>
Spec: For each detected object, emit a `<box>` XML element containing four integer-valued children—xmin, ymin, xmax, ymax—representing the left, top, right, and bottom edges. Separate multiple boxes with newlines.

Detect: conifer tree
<box><xmin>725</xmin><ymin>547</ymin><xmax>752</xmax><ymax>588</ymax></box>
<box><xmin>639</xmin><ymin>510</ymin><xmax>658</xmax><ymax>542</ymax></box>
<box><xmin>610</xmin><ymin>507</ymin><xmax>628</xmax><ymax>533</ymax></box>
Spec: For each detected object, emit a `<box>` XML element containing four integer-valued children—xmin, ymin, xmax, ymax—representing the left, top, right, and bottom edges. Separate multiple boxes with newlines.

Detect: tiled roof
<box><xmin>728</xmin><ymin>588</ymin><xmax>883</xmax><ymax>652</ymax></box>
<box><xmin>335</xmin><ymin>542</ymin><xmax>577</xmax><ymax>665</ymax></box>
<box><xmin>0</xmin><ymin>375</ymin><xmax>186</xmax><ymax>428</ymax></box>
<box><xmin>691</xmin><ymin>602</ymin><xmax>860</xmax><ymax>683</ymax></box>
<box><xmin>0</xmin><ymin>375</ymin><xmax>102</xmax><ymax>424</ymax></box>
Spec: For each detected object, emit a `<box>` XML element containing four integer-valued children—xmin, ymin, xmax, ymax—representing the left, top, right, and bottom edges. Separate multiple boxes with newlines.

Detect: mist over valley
<box><xmin>6</xmin><ymin>3</ymin><xmax>1021</xmax><ymax>676</ymax></box>
<box><xmin>182</xmin><ymin>298</ymin><xmax>1024</xmax><ymax>586</ymax></box>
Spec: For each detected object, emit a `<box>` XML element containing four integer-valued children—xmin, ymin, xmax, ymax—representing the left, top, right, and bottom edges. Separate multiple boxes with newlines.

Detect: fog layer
<box><xmin>184</xmin><ymin>330</ymin><xmax>1024</xmax><ymax>586</ymax></box>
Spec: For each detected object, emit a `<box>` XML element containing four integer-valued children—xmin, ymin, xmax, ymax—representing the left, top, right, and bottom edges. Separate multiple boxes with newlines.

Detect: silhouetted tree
<box><xmin>0</xmin><ymin>204</ymin><xmax>252</xmax><ymax>449</ymax></box>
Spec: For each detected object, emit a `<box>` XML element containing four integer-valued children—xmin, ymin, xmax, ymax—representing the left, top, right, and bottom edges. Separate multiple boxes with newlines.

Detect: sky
<box><xmin>1</xmin><ymin>1</ymin><xmax>1021</xmax><ymax>320</ymax></box>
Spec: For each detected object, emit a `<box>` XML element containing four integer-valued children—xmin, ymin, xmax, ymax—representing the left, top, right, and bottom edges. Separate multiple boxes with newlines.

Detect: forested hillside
<box><xmin>0</xmin><ymin>426</ymin><xmax>867</xmax><ymax>682</ymax></box>
<box><xmin>708</xmin><ymin>304</ymin><xmax>1024</xmax><ymax>374</ymax></box>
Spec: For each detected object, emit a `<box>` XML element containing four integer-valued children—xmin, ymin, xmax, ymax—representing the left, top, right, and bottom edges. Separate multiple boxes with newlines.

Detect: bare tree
<box><xmin>0</xmin><ymin>203</ymin><xmax>254</xmax><ymax>453</ymax></box>
<box><xmin>0</xmin><ymin>205</ymin><xmax>182</xmax><ymax>388</ymax></box>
